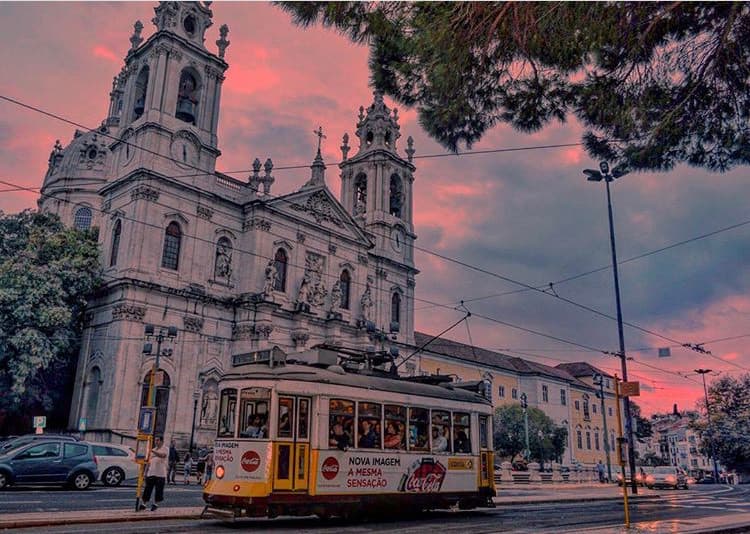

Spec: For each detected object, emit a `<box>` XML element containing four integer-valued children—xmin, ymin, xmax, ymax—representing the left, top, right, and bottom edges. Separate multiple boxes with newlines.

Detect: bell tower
<box><xmin>339</xmin><ymin>91</ymin><xmax>417</xmax><ymax>267</ymax></box>
<box><xmin>110</xmin><ymin>1</ymin><xmax>230</xmax><ymax>176</ymax></box>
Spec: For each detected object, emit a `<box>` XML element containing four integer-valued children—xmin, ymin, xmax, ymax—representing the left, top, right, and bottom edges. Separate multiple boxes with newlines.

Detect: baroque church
<box><xmin>39</xmin><ymin>2</ymin><xmax>418</xmax><ymax>447</ymax></box>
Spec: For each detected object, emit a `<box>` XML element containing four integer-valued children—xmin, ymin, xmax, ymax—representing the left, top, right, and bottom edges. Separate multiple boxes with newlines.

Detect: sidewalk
<box><xmin>494</xmin><ymin>482</ymin><xmax>661</xmax><ymax>505</ymax></box>
<box><xmin>0</xmin><ymin>506</ymin><xmax>204</xmax><ymax>530</ymax></box>
<box><xmin>566</xmin><ymin>511</ymin><xmax>750</xmax><ymax>534</ymax></box>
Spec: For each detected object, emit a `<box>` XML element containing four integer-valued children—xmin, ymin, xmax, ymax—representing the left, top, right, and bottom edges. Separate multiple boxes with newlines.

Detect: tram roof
<box><xmin>221</xmin><ymin>363</ymin><xmax>492</xmax><ymax>406</ymax></box>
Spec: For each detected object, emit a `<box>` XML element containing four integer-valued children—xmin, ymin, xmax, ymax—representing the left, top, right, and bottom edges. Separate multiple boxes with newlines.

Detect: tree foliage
<box><xmin>629</xmin><ymin>400</ymin><xmax>653</xmax><ymax>440</ymax></box>
<box><xmin>0</xmin><ymin>210</ymin><xmax>100</xmax><ymax>429</ymax></box>
<box><xmin>279</xmin><ymin>2</ymin><xmax>750</xmax><ymax>172</ymax></box>
<box><xmin>691</xmin><ymin>374</ymin><xmax>750</xmax><ymax>474</ymax></box>
<box><xmin>493</xmin><ymin>404</ymin><xmax>568</xmax><ymax>463</ymax></box>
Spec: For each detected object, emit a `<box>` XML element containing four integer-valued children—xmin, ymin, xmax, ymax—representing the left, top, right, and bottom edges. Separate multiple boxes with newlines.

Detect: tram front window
<box><xmin>217</xmin><ymin>388</ymin><xmax>237</xmax><ymax>438</ymax></box>
<box><xmin>329</xmin><ymin>399</ymin><xmax>354</xmax><ymax>450</ymax></box>
<box><xmin>409</xmin><ymin>407</ymin><xmax>429</xmax><ymax>451</ymax></box>
<box><xmin>453</xmin><ymin>412</ymin><xmax>472</xmax><ymax>453</ymax></box>
<box><xmin>384</xmin><ymin>405</ymin><xmax>406</xmax><ymax>450</ymax></box>
<box><xmin>357</xmin><ymin>402</ymin><xmax>381</xmax><ymax>449</ymax></box>
<box><xmin>239</xmin><ymin>387</ymin><xmax>270</xmax><ymax>438</ymax></box>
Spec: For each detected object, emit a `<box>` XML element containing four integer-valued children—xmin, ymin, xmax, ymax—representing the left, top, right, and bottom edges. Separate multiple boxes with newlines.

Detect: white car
<box><xmin>89</xmin><ymin>442</ymin><xmax>138</xmax><ymax>486</ymax></box>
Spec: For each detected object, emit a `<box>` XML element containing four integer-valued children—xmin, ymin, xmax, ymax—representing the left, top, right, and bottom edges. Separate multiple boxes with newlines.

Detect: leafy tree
<box><xmin>280</xmin><ymin>2</ymin><xmax>750</xmax><ymax>172</ymax></box>
<box><xmin>629</xmin><ymin>400</ymin><xmax>653</xmax><ymax>440</ymax></box>
<box><xmin>493</xmin><ymin>404</ymin><xmax>567</xmax><ymax>463</ymax></box>
<box><xmin>641</xmin><ymin>451</ymin><xmax>668</xmax><ymax>467</ymax></box>
<box><xmin>690</xmin><ymin>374</ymin><xmax>750</xmax><ymax>474</ymax></box>
<box><xmin>0</xmin><ymin>210</ymin><xmax>100</xmax><ymax>433</ymax></box>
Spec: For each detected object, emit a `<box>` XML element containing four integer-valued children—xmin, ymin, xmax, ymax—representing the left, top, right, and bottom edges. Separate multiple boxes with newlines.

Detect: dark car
<box><xmin>0</xmin><ymin>440</ymin><xmax>98</xmax><ymax>490</ymax></box>
<box><xmin>0</xmin><ymin>434</ymin><xmax>79</xmax><ymax>454</ymax></box>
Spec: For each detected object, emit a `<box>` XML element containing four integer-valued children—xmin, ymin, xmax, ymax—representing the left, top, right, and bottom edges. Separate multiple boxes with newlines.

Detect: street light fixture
<box><xmin>520</xmin><ymin>392</ymin><xmax>530</xmax><ymax>460</ymax></box>
<box><xmin>190</xmin><ymin>389</ymin><xmax>201</xmax><ymax>452</ymax></box>
<box><xmin>694</xmin><ymin>369</ymin><xmax>720</xmax><ymax>482</ymax></box>
<box><xmin>583</xmin><ymin>161</ymin><xmax>638</xmax><ymax>494</ymax></box>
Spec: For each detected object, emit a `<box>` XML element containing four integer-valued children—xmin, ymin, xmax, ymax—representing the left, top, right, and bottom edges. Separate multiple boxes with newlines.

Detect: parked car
<box><xmin>89</xmin><ymin>442</ymin><xmax>137</xmax><ymax>486</ymax></box>
<box><xmin>646</xmin><ymin>466</ymin><xmax>689</xmax><ymax>489</ymax></box>
<box><xmin>0</xmin><ymin>440</ymin><xmax>98</xmax><ymax>490</ymax></box>
<box><xmin>0</xmin><ymin>434</ymin><xmax>79</xmax><ymax>454</ymax></box>
<box><xmin>696</xmin><ymin>474</ymin><xmax>717</xmax><ymax>484</ymax></box>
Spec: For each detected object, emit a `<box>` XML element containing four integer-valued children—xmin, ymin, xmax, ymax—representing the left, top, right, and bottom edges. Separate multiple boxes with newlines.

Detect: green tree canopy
<box><xmin>0</xmin><ymin>210</ymin><xmax>100</xmax><ymax>431</ymax></box>
<box><xmin>280</xmin><ymin>2</ymin><xmax>750</xmax><ymax>172</ymax></box>
<box><xmin>493</xmin><ymin>404</ymin><xmax>567</xmax><ymax>463</ymax></box>
<box><xmin>630</xmin><ymin>400</ymin><xmax>653</xmax><ymax>440</ymax></box>
<box><xmin>691</xmin><ymin>374</ymin><xmax>750</xmax><ymax>474</ymax></box>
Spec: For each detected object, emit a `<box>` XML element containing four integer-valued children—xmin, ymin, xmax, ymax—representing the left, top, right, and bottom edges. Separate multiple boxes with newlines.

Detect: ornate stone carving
<box><xmin>329</xmin><ymin>280</ymin><xmax>342</xmax><ymax>313</ymax></box>
<box><xmin>216</xmin><ymin>24</ymin><xmax>230</xmax><ymax>59</ymax></box>
<box><xmin>407</xmin><ymin>277</ymin><xmax>416</xmax><ymax>288</ymax></box>
<box><xmin>243</xmin><ymin>218</ymin><xmax>270</xmax><ymax>232</ymax></box>
<box><xmin>232</xmin><ymin>323</ymin><xmax>274</xmax><ymax>340</ymax></box>
<box><xmin>328</xmin><ymin>244</ymin><xmax>337</xmax><ymax>255</ymax></box>
<box><xmin>131</xmin><ymin>185</ymin><xmax>159</xmax><ymax>202</ymax></box>
<box><xmin>289</xmin><ymin>191</ymin><xmax>344</xmax><ymax>228</ymax></box>
<box><xmin>255</xmin><ymin>324</ymin><xmax>273</xmax><ymax>339</ymax></box>
<box><xmin>77</xmin><ymin>134</ymin><xmax>107</xmax><ymax>170</ymax></box>
<box><xmin>296</xmin><ymin>231</ymin><xmax>306</xmax><ymax>244</ymax></box>
<box><xmin>129</xmin><ymin>20</ymin><xmax>144</xmax><ymax>50</ymax></box>
<box><xmin>360</xmin><ymin>281</ymin><xmax>373</xmax><ymax>323</ymax></box>
<box><xmin>197</xmin><ymin>206</ymin><xmax>214</xmax><ymax>220</ymax></box>
<box><xmin>376</xmin><ymin>267</ymin><xmax>388</xmax><ymax>280</ymax></box>
<box><xmin>214</xmin><ymin>241</ymin><xmax>232</xmax><ymax>281</ymax></box>
<box><xmin>111</xmin><ymin>303</ymin><xmax>146</xmax><ymax>322</ymax></box>
<box><xmin>183</xmin><ymin>315</ymin><xmax>204</xmax><ymax>333</ymax></box>
<box><xmin>291</xmin><ymin>330</ymin><xmax>310</xmax><ymax>348</ymax></box>
<box><xmin>357</xmin><ymin>254</ymin><xmax>369</xmax><ymax>266</ymax></box>
<box><xmin>305</xmin><ymin>252</ymin><xmax>327</xmax><ymax>307</ymax></box>
<box><xmin>262</xmin><ymin>259</ymin><xmax>277</xmax><ymax>299</ymax></box>
<box><xmin>102</xmin><ymin>199</ymin><xmax>112</xmax><ymax>213</ymax></box>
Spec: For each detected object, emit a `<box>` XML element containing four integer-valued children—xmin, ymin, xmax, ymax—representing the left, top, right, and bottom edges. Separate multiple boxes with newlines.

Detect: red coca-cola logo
<box><xmin>402</xmin><ymin>459</ymin><xmax>447</xmax><ymax>493</ymax></box>
<box><xmin>240</xmin><ymin>450</ymin><xmax>261</xmax><ymax>473</ymax></box>
<box><xmin>321</xmin><ymin>457</ymin><xmax>339</xmax><ymax>480</ymax></box>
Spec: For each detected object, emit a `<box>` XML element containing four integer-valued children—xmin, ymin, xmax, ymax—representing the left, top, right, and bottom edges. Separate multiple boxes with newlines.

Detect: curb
<box><xmin>0</xmin><ymin>510</ymin><xmax>203</xmax><ymax>530</ymax></box>
<box><xmin>494</xmin><ymin>495</ymin><xmax>661</xmax><ymax>506</ymax></box>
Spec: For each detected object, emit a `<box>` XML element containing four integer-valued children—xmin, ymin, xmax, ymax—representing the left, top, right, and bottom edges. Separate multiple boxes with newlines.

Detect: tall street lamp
<box><xmin>583</xmin><ymin>161</ymin><xmax>638</xmax><ymax>494</ymax></box>
<box><xmin>520</xmin><ymin>392</ymin><xmax>530</xmax><ymax>460</ymax></box>
<box><xmin>694</xmin><ymin>369</ymin><xmax>721</xmax><ymax>481</ymax></box>
<box><xmin>190</xmin><ymin>389</ymin><xmax>201</xmax><ymax>452</ymax></box>
<box><xmin>593</xmin><ymin>373</ymin><xmax>613</xmax><ymax>482</ymax></box>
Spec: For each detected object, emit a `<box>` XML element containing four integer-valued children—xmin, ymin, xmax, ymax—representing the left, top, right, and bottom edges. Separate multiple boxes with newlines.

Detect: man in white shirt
<box><xmin>139</xmin><ymin>435</ymin><xmax>168</xmax><ymax>511</ymax></box>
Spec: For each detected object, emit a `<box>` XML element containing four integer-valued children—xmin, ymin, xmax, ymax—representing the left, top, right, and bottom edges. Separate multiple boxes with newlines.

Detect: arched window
<box><xmin>74</xmin><ymin>207</ymin><xmax>92</xmax><ymax>230</ymax></box>
<box><xmin>214</xmin><ymin>237</ymin><xmax>232</xmax><ymax>280</ymax></box>
<box><xmin>161</xmin><ymin>222</ymin><xmax>182</xmax><ymax>270</ymax></box>
<box><xmin>140</xmin><ymin>370</ymin><xmax>171</xmax><ymax>437</ymax></box>
<box><xmin>353</xmin><ymin>173</ymin><xmax>367</xmax><ymax>215</ymax></box>
<box><xmin>110</xmin><ymin>220</ymin><xmax>122</xmax><ymax>267</ymax></box>
<box><xmin>389</xmin><ymin>174</ymin><xmax>403</xmax><ymax>218</ymax></box>
<box><xmin>176</xmin><ymin>69</ymin><xmax>200</xmax><ymax>124</ymax></box>
<box><xmin>133</xmin><ymin>66</ymin><xmax>149</xmax><ymax>120</ymax></box>
<box><xmin>582</xmin><ymin>395</ymin><xmax>590</xmax><ymax>419</ymax></box>
<box><xmin>85</xmin><ymin>366</ymin><xmax>102</xmax><ymax>422</ymax></box>
<box><xmin>273</xmin><ymin>248</ymin><xmax>288</xmax><ymax>292</ymax></box>
<box><xmin>391</xmin><ymin>292</ymin><xmax>401</xmax><ymax>325</ymax></box>
<box><xmin>339</xmin><ymin>270</ymin><xmax>351</xmax><ymax>309</ymax></box>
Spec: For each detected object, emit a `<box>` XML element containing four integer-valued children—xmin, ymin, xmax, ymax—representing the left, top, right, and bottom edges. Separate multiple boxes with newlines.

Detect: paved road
<box><xmin>0</xmin><ymin>482</ymin><xmax>203</xmax><ymax>513</ymax></box>
<box><xmin>4</xmin><ymin>484</ymin><xmax>748</xmax><ymax>533</ymax></box>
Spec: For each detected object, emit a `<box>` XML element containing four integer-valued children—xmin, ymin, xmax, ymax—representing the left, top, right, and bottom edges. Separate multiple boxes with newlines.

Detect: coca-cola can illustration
<box><xmin>399</xmin><ymin>457</ymin><xmax>446</xmax><ymax>493</ymax></box>
<box><xmin>321</xmin><ymin>456</ymin><xmax>340</xmax><ymax>480</ymax></box>
<box><xmin>240</xmin><ymin>450</ymin><xmax>261</xmax><ymax>473</ymax></box>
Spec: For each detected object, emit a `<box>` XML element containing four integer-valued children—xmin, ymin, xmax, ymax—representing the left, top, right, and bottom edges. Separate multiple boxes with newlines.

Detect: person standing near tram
<box><xmin>139</xmin><ymin>435</ymin><xmax>168</xmax><ymax>512</ymax></box>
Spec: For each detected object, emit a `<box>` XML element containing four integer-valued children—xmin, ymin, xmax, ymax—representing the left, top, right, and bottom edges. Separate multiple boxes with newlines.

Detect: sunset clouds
<box><xmin>0</xmin><ymin>2</ymin><xmax>748</xmax><ymax>415</ymax></box>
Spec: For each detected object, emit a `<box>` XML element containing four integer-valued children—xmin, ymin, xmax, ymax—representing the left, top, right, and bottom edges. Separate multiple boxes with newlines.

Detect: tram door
<box><xmin>273</xmin><ymin>396</ymin><xmax>311</xmax><ymax>492</ymax></box>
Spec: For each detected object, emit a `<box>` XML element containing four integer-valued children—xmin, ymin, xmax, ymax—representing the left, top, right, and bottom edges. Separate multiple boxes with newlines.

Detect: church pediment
<box><xmin>267</xmin><ymin>187</ymin><xmax>373</xmax><ymax>247</ymax></box>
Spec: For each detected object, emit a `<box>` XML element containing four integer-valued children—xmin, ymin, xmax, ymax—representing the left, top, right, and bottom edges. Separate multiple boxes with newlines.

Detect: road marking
<box><xmin>0</xmin><ymin>500</ymin><xmax>43</xmax><ymax>504</ymax></box>
<box><xmin>97</xmin><ymin>498</ymin><xmax>133</xmax><ymax>502</ymax></box>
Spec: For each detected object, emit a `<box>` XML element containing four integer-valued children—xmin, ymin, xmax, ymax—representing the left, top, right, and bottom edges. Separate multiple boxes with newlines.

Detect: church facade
<box><xmin>39</xmin><ymin>2</ymin><xmax>418</xmax><ymax>448</ymax></box>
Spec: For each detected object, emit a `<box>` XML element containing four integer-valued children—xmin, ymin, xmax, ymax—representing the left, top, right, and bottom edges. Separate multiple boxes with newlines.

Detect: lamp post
<box><xmin>520</xmin><ymin>392</ymin><xmax>530</xmax><ymax>460</ymax></box>
<box><xmin>593</xmin><ymin>373</ymin><xmax>613</xmax><ymax>482</ymax></box>
<box><xmin>135</xmin><ymin>324</ymin><xmax>177</xmax><ymax>511</ymax></box>
<box><xmin>694</xmin><ymin>369</ymin><xmax>720</xmax><ymax>482</ymax></box>
<box><xmin>190</xmin><ymin>389</ymin><xmax>200</xmax><ymax>452</ymax></box>
<box><xmin>584</xmin><ymin>161</ymin><xmax>638</xmax><ymax>494</ymax></box>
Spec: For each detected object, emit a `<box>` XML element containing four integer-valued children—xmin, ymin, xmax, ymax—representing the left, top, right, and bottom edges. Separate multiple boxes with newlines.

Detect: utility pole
<box><xmin>593</xmin><ymin>373</ymin><xmax>613</xmax><ymax>482</ymax></box>
<box><xmin>694</xmin><ymin>369</ymin><xmax>720</xmax><ymax>482</ymax></box>
<box><xmin>520</xmin><ymin>392</ymin><xmax>530</xmax><ymax>460</ymax></box>
<box><xmin>584</xmin><ymin>161</ymin><xmax>638</xmax><ymax>494</ymax></box>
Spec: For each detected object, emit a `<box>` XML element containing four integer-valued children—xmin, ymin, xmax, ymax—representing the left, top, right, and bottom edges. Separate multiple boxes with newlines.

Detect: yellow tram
<box><xmin>203</xmin><ymin>347</ymin><xmax>495</xmax><ymax>519</ymax></box>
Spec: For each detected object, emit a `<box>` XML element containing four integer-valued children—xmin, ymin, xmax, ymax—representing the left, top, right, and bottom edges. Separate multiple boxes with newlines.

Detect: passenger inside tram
<box><xmin>431</xmin><ymin>426</ymin><xmax>448</xmax><ymax>452</ymax></box>
<box><xmin>329</xmin><ymin>420</ymin><xmax>351</xmax><ymax>450</ymax></box>
<box><xmin>241</xmin><ymin>415</ymin><xmax>264</xmax><ymax>438</ymax></box>
<box><xmin>358</xmin><ymin>419</ymin><xmax>380</xmax><ymax>448</ymax></box>
<box><xmin>384</xmin><ymin>422</ymin><xmax>404</xmax><ymax>449</ymax></box>
<box><xmin>454</xmin><ymin>430</ymin><xmax>471</xmax><ymax>453</ymax></box>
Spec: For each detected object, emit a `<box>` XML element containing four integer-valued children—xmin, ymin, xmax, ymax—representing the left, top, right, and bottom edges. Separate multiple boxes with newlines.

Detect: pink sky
<box><xmin>1</xmin><ymin>2</ymin><xmax>748</xmax><ymax>416</ymax></box>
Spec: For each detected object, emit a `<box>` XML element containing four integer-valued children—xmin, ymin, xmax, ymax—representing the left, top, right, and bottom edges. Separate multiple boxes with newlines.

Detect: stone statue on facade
<box><xmin>329</xmin><ymin>280</ymin><xmax>342</xmax><ymax>313</ymax></box>
<box><xmin>262</xmin><ymin>259</ymin><xmax>277</xmax><ymax>297</ymax></box>
<box><xmin>295</xmin><ymin>277</ymin><xmax>311</xmax><ymax>312</ymax></box>
<box><xmin>214</xmin><ymin>242</ymin><xmax>232</xmax><ymax>280</ymax></box>
<box><xmin>360</xmin><ymin>281</ymin><xmax>373</xmax><ymax>322</ymax></box>
<box><xmin>200</xmin><ymin>389</ymin><xmax>218</xmax><ymax>427</ymax></box>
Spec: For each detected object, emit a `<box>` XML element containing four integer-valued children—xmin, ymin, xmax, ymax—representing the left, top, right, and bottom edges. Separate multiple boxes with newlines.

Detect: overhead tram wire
<box><xmin>3</xmin><ymin>94</ymin><xmax>746</xmax><ymax>369</ymax></box>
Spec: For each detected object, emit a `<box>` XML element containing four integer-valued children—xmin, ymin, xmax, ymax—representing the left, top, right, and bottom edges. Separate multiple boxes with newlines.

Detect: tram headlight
<box><xmin>216</xmin><ymin>465</ymin><xmax>225</xmax><ymax>479</ymax></box>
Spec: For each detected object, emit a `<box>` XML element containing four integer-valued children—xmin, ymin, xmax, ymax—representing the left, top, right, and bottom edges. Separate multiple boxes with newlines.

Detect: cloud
<box><xmin>92</xmin><ymin>45</ymin><xmax>118</xmax><ymax>62</ymax></box>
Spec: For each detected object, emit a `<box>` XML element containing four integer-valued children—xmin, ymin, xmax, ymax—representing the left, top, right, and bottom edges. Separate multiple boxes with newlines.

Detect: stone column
<box><xmin>500</xmin><ymin>461</ymin><xmax>513</xmax><ymax>485</ymax></box>
<box><xmin>552</xmin><ymin>463</ymin><xmax>563</xmax><ymax>482</ymax></box>
<box><xmin>528</xmin><ymin>462</ymin><xmax>542</xmax><ymax>483</ymax></box>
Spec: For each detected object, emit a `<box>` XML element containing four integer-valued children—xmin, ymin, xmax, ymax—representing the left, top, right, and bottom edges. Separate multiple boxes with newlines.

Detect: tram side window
<box><xmin>277</xmin><ymin>397</ymin><xmax>294</xmax><ymax>438</ymax></box>
<box><xmin>384</xmin><ymin>405</ymin><xmax>406</xmax><ymax>450</ymax></box>
<box><xmin>479</xmin><ymin>415</ymin><xmax>490</xmax><ymax>450</ymax></box>
<box><xmin>453</xmin><ymin>412</ymin><xmax>472</xmax><ymax>453</ymax></box>
<box><xmin>431</xmin><ymin>410</ymin><xmax>451</xmax><ymax>453</ymax></box>
<box><xmin>409</xmin><ymin>407</ymin><xmax>429</xmax><ymax>451</ymax></box>
<box><xmin>329</xmin><ymin>399</ymin><xmax>354</xmax><ymax>450</ymax></box>
<box><xmin>357</xmin><ymin>402</ymin><xmax>381</xmax><ymax>449</ymax></box>
<box><xmin>238</xmin><ymin>387</ymin><xmax>270</xmax><ymax>438</ymax></box>
<box><xmin>217</xmin><ymin>388</ymin><xmax>237</xmax><ymax>438</ymax></box>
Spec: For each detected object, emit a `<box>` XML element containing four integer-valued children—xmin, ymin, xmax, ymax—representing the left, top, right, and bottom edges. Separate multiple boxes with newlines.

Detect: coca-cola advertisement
<box><xmin>321</xmin><ymin>456</ymin><xmax>340</xmax><ymax>480</ymax></box>
<box><xmin>240</xmin><ymin>450</ymin><xmax>261</xmax><ymax>473</ymax></box>
<box><xmin>398</xmin><ymin>458</ymin><xmax>447</xmax><ymax>493</ymax></box>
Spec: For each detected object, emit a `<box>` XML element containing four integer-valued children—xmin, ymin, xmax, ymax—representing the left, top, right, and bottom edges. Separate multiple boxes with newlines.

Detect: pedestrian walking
<box><xmin>167</xmin><ymin>439</ymin><xmax>178</xmax><ymax>484</ymax></box>
<box><xmin>204</xmin><ymin>449</ymin><xmax>214</xmax><ymax>485</ymax></box>
<box><xmin>597</xmin><ymin>460</ymin><xmax>605</xmax><ymax>483</ymax></box>
<box><xmin>196</xmin><ymin>447</ymin><xmax>207</xmax><ymax>484</ymax></box>
<box><xmin>139</xmin><ymin>435</ymin><xmax>168</xmax><ymax>512</ymax></box>
<box><xmin>183</xmin><ymin>452</ymin><xmax>193</xmax><ymax>485</ymax></box>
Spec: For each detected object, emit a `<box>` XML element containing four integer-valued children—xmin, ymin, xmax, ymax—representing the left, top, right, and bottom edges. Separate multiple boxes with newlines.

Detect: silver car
<box><xmin>647</xmin><ymin>466</ymin><xmax>689</xmax><ymax>489</ymax></box>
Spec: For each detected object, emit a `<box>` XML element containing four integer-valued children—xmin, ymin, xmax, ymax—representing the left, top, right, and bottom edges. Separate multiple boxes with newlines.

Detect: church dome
<box><xmin>42</xmin><ymin>124</ymin><xmax>116</xmax><ymax>190</ymax></box>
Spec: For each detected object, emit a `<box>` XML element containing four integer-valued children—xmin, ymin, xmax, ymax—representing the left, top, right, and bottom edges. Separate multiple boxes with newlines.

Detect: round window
<box><xmin>87</xmin><ymin>148</ymin><xmax>98</xmax><ymax>160</ymax></box>
<box><xmin>183</xmin><ymin>15</ymin><xmax>196</xmax><ymax>35</ymax></box>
